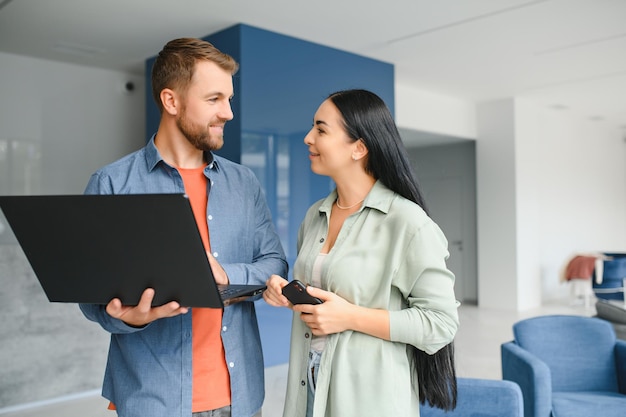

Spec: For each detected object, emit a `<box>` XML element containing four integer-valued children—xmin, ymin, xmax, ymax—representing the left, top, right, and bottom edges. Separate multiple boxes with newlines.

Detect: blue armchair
<box><xmin>501</xmin><ymin>315</ymin><xmax>626</xmax><ymax>417</ymax></box>
<box><xmin>420</xmin><ymin>377</ymin><xmax>523</xmax><ymax>417</ymax></box>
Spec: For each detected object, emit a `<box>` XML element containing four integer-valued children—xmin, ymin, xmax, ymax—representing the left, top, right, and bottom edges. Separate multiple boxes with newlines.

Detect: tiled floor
<box><xmin>0</xmin><ymin>299</ymin><xmax>595</xmax><ymax>417</ymax></box>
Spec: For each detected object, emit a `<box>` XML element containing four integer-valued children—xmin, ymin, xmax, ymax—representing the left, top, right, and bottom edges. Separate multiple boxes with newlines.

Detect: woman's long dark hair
<box><xmin>328</xmin><ymin>89</ymin><xmax>457</xmax><ymax>410</ymax></box>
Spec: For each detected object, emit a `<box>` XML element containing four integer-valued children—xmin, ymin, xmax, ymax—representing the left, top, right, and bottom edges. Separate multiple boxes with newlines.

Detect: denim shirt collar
<box><xmin>145</xmin><ymin>133</ymin><xmax>218</xmax><ymax>173</ymax></box>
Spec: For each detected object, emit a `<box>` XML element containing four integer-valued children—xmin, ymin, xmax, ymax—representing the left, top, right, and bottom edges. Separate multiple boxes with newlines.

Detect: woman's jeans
<box><xmin>306</xmin><ymin>349</ymin><xmax>322</xmax><ymax>417</ymax></box>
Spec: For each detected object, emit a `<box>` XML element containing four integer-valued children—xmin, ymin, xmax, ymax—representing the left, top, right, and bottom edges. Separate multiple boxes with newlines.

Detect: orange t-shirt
<box><xmin>109</xmin><ymin>167</ymin><xmax>231</xmax><ymax>412</ymax></box>
<box><xmin>179</xmin><ymin>165</ymin><xmax>231</xmax><ymax>412</ymax></box>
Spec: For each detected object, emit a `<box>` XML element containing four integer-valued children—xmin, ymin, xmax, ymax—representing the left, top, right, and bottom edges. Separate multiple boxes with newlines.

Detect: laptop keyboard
<box><xmin>218</xmin><ymin>287</ymin><xmax>240</xmax><ymax>298</ymax></box>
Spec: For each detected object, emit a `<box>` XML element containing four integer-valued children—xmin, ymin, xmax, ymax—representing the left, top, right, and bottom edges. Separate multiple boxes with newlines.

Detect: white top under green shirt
<box><xmin>283</xmin><ymin>180</ymin><xmax>460</xmax><ymax>417</ymax></box>
<box><xmin>310</xmin><ymin>253</ymin><xmax>327</xmax><ymax>353</ymax></box>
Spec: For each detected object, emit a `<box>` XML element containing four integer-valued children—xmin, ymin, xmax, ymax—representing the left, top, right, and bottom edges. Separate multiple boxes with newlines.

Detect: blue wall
<box><xmin>146</xmin><ymin>23</ymin><xmax>394</xmax><ymax>366</ymax></box>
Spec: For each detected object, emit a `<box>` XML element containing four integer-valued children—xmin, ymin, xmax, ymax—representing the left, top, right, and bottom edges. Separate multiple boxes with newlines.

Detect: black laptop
<box><xmin>0</xmin><ymin>193</ymin><xmax>266</xmax><ymax>308</ymax></box>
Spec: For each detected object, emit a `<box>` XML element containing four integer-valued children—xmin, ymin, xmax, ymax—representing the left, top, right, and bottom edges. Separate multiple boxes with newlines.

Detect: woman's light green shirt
<box><xmin>282</xmin><ymin>181</ymin><xmax>460</xmax><ymax>417</ymax></box>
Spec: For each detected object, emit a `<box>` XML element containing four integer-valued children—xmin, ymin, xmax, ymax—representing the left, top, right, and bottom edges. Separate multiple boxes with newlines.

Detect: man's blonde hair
<box><xmin>151</xmin><ymin>38</ymin><xmax>239</xmax><ymax>113</ymax></box>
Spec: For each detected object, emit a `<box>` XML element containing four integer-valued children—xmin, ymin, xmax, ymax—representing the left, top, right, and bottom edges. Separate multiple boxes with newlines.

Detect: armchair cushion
<box><xmin>420</xmin><ymin>377</ymin><xmax>523</xmax><ymax>417</ymax></box>
<box><xmin>553</xmin><ymin>391</ymin><xmax>626</xmax><ymax>417</ymax></box>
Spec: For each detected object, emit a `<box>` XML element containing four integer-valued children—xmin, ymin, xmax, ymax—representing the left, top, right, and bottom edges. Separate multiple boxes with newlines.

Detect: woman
<box><xmin>263</xmin><ymin>89</ymin><xmax>459</xmax><ymax>417</ymax></box>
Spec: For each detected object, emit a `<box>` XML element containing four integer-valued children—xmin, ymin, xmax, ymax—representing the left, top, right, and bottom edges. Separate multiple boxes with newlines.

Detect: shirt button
<box><xmin>208</xmin><ymin>215</ymin><xmax>213</xmax><ymax>221</ymax></box>
<box><xmin>208</xmin><ymin>163</ymin><xmax>214</xmax><ymax>169</ymax></box>
<box><xmin>301</xmin><ymin>380</ymin><xmax>306</xmax><ymax>386</ymax></box>
<box><xmin>213</xmin><ymin>252</ymin><xmax>219</xmax><ymax>258</ymax></box>
<box><xmin>222</xmin><ymin>326</ymin><xmax>228</xmax><ymax>332</ymax></box>
<box><xmin>305</xmin><ymin>333</ymin><xmax>310</xmax><ymax>339</ymax></box>
<box><xmin>320</xmin><ymin>238</ymin><xmax>325</xmax><ymax>243</ymax></box>
<box><xmin>229</xmin><ymin>362</ymin><xmax>235</xmax><ymax>368</ymax></box>
<box><xmin>211</xmin><ymin>180</ymin><xmax>215</xmax><ymax>186</ymax></box>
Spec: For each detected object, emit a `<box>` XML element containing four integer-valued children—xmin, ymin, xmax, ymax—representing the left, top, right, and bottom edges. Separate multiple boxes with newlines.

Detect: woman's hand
<box><xmin>294</xmin><ymin>286</ymin><xmax>390</xmax><ymax>339</ymax></box>
<box><xmin>263</xmin><ymin>274</ymin><xmax>290</xmax><ymax>307</ymax></box>
<box><xmin>293</xmin><ymin>286</ymin><xmax>353</xmax><ymax>336</ymax></box>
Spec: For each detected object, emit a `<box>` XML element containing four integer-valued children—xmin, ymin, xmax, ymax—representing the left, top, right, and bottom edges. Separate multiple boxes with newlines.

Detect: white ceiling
<box><xmin>1</xmin><ymin>0</ymin><xmax>625</xmax><ymax>144</ymax></box>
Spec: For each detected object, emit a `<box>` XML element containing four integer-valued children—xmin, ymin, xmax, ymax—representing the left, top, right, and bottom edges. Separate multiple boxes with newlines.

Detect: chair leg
<box><xmin>569</xmin><ymin>279</ymin><xmax>594</xmax><ymax>309</ymax></box>
<box><xmin>585</xmin><ymin>284</ymin><xmax>592</xmax><ymax>310</ymax></box>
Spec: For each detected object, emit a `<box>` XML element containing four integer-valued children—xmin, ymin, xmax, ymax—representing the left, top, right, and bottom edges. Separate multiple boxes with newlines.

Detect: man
<box><xmin>79</xmin><ymin>38</ymin><xmax>287</xmax><ymax>417</ymax></box>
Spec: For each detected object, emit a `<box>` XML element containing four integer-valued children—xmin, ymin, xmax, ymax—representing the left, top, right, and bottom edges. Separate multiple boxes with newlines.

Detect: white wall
<box><xmin>0</xmin><ymin>51</ymin><xmax>146</xmax><ymax>409</ymax></box>
<box><xmin>0</xmin><ymin>51</ymin><xmax>146</xmax><ymax>196</ymax></box>
<box><xmin>475</xmin><ymin>99</ymin><xmax>521</xmax><ymax>310</ymax></box>
<box><xmin>395</xmin><ymin>81</ymin><xmax>477</xmax><ymax>140</ymax></box>
<box><xmin>474</xmin><ymin>98</ymin><xmax>626</xmax><ymax>310</ymax></box>
<box><xmin>402</xmin><ymin>89</ymin><xmax>626</xmax><ymax>310</ymax></box>
<box><xmin>514</xmin><ymin>100</ymin><xmax>545</xmax><ymax>310</ymax></box>
<box><xmin>526</xmin><ymin>100</ymin><xmax>626</xmax><ymax>301</ymax></box>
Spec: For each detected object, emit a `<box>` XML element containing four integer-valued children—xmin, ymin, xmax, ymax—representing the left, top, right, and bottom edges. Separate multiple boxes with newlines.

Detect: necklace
<box><xmin>335</xmin><ymin>198</ymin><xmax>364</xmax><ymax>210</ymax></box>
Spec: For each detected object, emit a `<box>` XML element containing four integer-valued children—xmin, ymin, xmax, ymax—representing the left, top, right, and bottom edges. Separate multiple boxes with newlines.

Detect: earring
<box><xmin>352</xmin><ymin>155</ymin><xmax>357</xmax><ymax>161</ymax></box>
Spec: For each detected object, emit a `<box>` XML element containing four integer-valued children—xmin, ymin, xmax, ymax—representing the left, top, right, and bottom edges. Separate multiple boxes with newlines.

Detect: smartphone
<box><xmin>282</xmin><ymin>280</ymin><xmax>323</xmax><ymax>305</ymax></box>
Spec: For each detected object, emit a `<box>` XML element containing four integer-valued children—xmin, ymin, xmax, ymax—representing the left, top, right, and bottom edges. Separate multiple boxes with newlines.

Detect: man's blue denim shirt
<box><xmin>79</xmin><ymin>136</ymin><xmax>288</xmax><ymax>417</ymax></box>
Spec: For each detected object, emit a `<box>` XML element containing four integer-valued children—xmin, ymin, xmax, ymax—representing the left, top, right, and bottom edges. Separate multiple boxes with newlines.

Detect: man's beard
<box><xmin>176</xmin><ymin>108</ymin><xmax>224</xmax><ymax>152</ymax></box>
